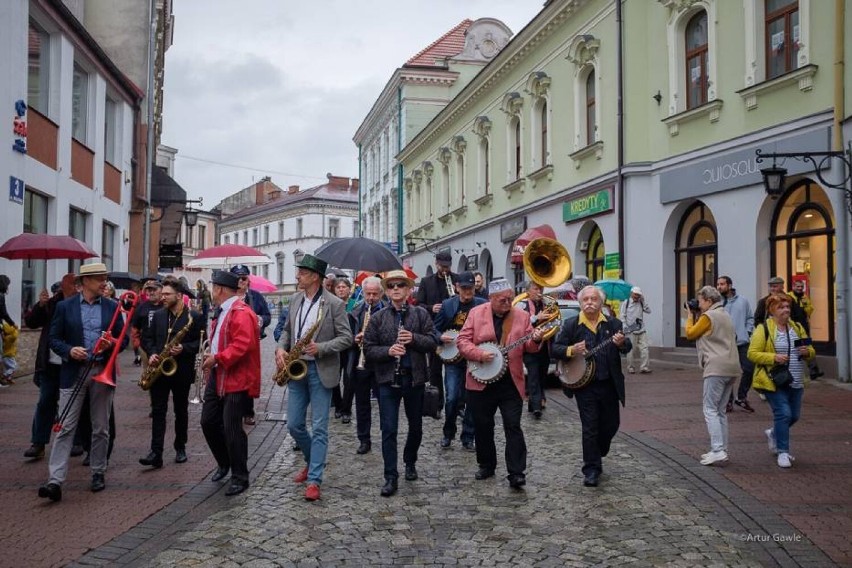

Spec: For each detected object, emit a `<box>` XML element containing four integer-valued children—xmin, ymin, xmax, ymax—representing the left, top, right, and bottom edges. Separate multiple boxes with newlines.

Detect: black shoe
<box><xmin>133</xmin><ymin>356</ymin><xmax>142</xmax><ymax>366</ymax></box>
<box><xmin>38</xmin><ymin>482</ymin><xmax>61</xmax><ymax>502</ymax></box>
<box><xmin>175</xmin><ymin>449</ymin><xmax>188</xmax><ymax>463</ymax></box>
<box><xmin>82</xmin><ymin>453</ymin><xmax>90</xmax><ymax>467</ymax></box>
<box><xmin>508</xmin><ymin>474</ymin><xmax>526</xmax><ymax>489</ymax></box>
<box><xmin>334</xmin><ymin>410</ymin><xmax>342</xmax><ymax>419</ymax></box>
<box><xmin>24</xmin><ymin>444</ymin><xmax>45</xmax><ymax>459</ymax></box>
<box><xmin>462</xmin><ymin>441</ymin><xmax>476</xmax><ymax>452</ymax></box>
<box><xmin>341</xmin><ymin>414</ymin><xmax>351</xmax><ymax>424</ymax></box>
<box><xmin>356</xmin><ymin>441</ymin><xmax>371</xmax><ymax>455</ymax></box>
<box><xmin>139</xmin><ymin>451</ymin><xmax>163</xmax><ymax>468</ymax></box>
<box><xmin>380</xmin><ymin>479</ymin><xmax>398</xmax><ymax>497</ymax></box>
<box><xmin>583</xmin><ymin>472</ymin><xmax>600</xmax><ymax>487</ymax></box>
<box><xmin>533</xmin><ymin>410</ymin><xmax>542</xmax><ymax>419</ymax></box>
<box><xmin>70</xmin><ymin>444</ymin><xmax>84</xmax><ymax>457</ymax></box>
<box><xmin>91</xmin><ymin>473</ymin><xmax>105</xmax><ymax>492</ymax></box>
<box><xmin>440</xmin><ymin>437</ymin><xmax>451</xmax><ymax>449</ymax></box>
<box><xmin>292</xmin><ymin>442</ymin><xmax>301</xmax><ymax>452</ymax></box>
<box><xmin>474</xmin><ymin>467</ymin><xmax>495</xmax><ymax>480</ymax></box>
<box><xmin>404</xmin><ymin>465</ymin><xmax>418</xmax><ymax>481</ymax></box>
<box><xmin>211</xmin><ymin>466</ymin><xmax>229</xmax><ymax>482</ymax></box>
<box><xmin>225</xmin><ymin>481</ymin><xmax>249</xmax><ymax>496</ymax></box>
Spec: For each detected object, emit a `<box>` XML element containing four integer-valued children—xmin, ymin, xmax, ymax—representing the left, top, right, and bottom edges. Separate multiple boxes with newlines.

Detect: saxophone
<box><xmin>139</xmin><ymin>312</ymin><xmax>194</xmax><ymax>391</ymax></box>
<box><xmin>273</xmin><ymin>298</ymin><xmax>324</xmax><ymax>387</ymax></box>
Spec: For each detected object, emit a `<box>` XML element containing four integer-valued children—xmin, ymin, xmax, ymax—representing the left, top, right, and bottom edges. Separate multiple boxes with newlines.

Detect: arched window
<box><xmin>585</xmin><ymin>225</ymin><xmax>605</xmax><ymax>282</ymax></box>
<box><xmin>540</xmin><ymin>101</ymin><xmax>548</xmax><ymax>166</ymax></box>
<box><xmin>771</xmin><ymin>180</ymin><xmax>835</xmax><ymax>347</ymax></box>
<box><xmin>442</xmin><ymin>164</ymin><xmax>450</xmax><ymax>213</ymax></box>
<box><xmin>675</xmin><ymin>202</ymin><xmax>717</xmax><ymax>345</ymax></box>
<box><xmin>766</xmin><ymin>0</ymin><xmax>799</xmax><ymax>79</ymax></box>
<box><xmin>685</xmin><ymin>11</ymin><xmax>708</xmax><ymax>109</ymax></box>
<box><xmin>585</xmin><ymin>71</ymin><xmax>596</xmax><ymax>146</ymax></box>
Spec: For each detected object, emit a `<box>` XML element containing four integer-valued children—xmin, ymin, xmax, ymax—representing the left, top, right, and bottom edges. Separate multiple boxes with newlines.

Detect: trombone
<box><xmin>190</xmin><ymin>330</ymin><xmax>210</xmax><ymax>404</ymax></box>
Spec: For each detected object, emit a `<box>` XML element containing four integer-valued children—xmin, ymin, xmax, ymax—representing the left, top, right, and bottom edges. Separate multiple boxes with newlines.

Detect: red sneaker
<box><xmin>293</xmin><ymin>467</ymin><xmax>308</xmax><ymax>483</ymax></box>
<box><xmin>305</xmin><ymin>483</ymin><xmax>321</xmax><ymax>501</ymax></box>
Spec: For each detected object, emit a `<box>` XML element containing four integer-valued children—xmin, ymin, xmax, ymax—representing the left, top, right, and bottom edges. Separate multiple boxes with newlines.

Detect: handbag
<box><xmin>765</xmin><ymin>322</ymin><xmax>793</xmax><ymax>388</ymax></box>
<box><xmin>421</xmin><ymin>383</ymin><xmax>442</xmax><ymax>420</ymax></box>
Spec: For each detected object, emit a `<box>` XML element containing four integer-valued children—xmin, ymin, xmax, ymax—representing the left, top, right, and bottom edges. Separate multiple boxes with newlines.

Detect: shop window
<box><xmin>675</xmin><ymin>202</ymin><xmax>717</xmax><ymax>346</ymax></box>
<box><xmin>771</xmin><ymin>180</ymin><xmax>834</xmax><ymax>347</ymax></box>
<box><xmin>585</xmin><ymin>225</ymin><xmax>605</xmax><ymax>282</ymax></box>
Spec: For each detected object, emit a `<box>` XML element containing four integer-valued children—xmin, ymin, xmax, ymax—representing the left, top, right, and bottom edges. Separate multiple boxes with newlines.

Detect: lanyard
<box><xmin>296</xmin><ymin>290</ymin><xmax>322</xmax><ymax>338</ymax></box>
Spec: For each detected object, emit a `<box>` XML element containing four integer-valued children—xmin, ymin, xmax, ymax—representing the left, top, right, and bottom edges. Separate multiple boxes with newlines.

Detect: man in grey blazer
<box><xmin>275</xmin><ymin>254</ymin><xmax>353</xmax><ymax>501</ymax></box>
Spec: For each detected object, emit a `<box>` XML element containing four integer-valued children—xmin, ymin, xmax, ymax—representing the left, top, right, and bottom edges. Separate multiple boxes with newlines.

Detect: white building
<box><xmin>0</xmin><ymin>0</ymin><xmax>140</xmax><ymax>319</ymax></box>
<box><xmin>353</xmin><ymin>18</ymin><xmax>512</xmax><ymax>253</ymax></box>
<box><xmin>217</xmin><ymin>175</ymin><xmax>359</xmax><ymax>295</ymax></box>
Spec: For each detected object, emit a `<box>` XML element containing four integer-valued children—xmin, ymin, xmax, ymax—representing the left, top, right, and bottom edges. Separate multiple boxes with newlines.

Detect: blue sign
<box><xmin>9</xmin><ymin>176</ymin><xmax>24</xmax><ymax>204</ymax></box>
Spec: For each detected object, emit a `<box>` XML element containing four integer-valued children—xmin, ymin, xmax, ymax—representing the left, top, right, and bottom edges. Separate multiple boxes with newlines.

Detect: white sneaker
<box><xmin>627</xmin><ymin>366</ymin><xmax>636</xmax><ymax>374</ymax></box>
<box><xmin>777</xmin><ymin>452</ymin><xmax>794</xmax><ymax>468</ymax></box>
<box><xmin>765</xmin><ymin>428</ymin><xmax>777</xmax><ymax>454</ymax></box>
<box><xmin>700</xmin><ymin>450</ymin><xmax>728</xmax><ymax>466</ymax></box>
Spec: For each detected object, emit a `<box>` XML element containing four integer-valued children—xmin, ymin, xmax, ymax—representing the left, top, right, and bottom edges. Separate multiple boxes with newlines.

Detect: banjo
<box><xmin>469</xmin><ymin>320</ymin><xmax>560</xmax><ymax>385</ymax></box>
<box><xmin>558</xmin><ymin>322</ymin><xmax>641</xmax><ymax>390</ymax></box>
<box><xmin>436</xmin><ymin>330</ymin><xmax>463</xmax><ymax>363</ymax></box>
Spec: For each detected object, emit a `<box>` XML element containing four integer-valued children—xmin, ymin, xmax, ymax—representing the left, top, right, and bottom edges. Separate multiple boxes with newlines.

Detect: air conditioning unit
<box><xmin>579</xmin><ymin>240</ymin><xmax>589</xmax><ymax>252</ymax></box>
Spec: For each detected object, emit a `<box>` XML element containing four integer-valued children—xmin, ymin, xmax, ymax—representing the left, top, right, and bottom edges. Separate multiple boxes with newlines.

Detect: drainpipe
<box><xmin>358</xmin><ymin>143</ymin><xmax>362</xmax><ymax>236</ymax></box>
<box><xmin>616</xmin><ymin>0</ymin><xmax>626</xmax><ymax>277</ymax></box>
<box><xmin>397</xmin><ymin>85</ymin><xmax>404</xmax><ymax>255</ymax></box>
<box><xmin>834</xmin><ymin>0</ymin><xmax>850</xmax><ymax>382</ymax></box>
<box><xmin>142</xmin><ymin>0</ymin><xmax>157</xmax><ymax>274</ymax></box>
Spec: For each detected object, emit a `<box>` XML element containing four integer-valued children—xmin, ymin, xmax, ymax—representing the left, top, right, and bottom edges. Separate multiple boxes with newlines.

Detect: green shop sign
<box><xmin>562</xmin><ymin>188</ymin><xmax>612</xmax><ymax>223</ymax></box>
<box><xmin>604</xmin><ymin>253</ymin><xmax>621</xmax><ymax>271</ymax></box>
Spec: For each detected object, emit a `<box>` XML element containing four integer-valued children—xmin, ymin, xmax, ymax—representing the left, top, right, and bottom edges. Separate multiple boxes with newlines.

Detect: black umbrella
<box><xmin>108</xmin><ymin>271</ymin><xmax>142</xmax><ymax>290</ymax></box>
<box><xmin>314</xmin><ymin>238</ymin><xmax>402</xmax><ymax>272</ymax></box>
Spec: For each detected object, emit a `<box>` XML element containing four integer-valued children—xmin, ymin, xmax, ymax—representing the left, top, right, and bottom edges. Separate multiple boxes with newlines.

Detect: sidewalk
<box><xmin>622</xmin><ymin>359</ymin><xmax>852</xmax><ymax>567</ymax></box>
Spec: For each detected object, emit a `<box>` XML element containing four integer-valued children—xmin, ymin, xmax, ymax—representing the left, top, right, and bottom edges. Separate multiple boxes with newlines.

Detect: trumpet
<box><xmin>444</xmin><ymin>273</ymin><xmax>455</xmax><ymax>297</ymax></box>
<box><xmin>190</xmin><ymin>330</ymin><xmax>209</xmax><ymax>404</ymax></box>
<box><xmin>355</xmin><ymin>302</ymin><xmax>373</xmax><ymax>370</ymax></box>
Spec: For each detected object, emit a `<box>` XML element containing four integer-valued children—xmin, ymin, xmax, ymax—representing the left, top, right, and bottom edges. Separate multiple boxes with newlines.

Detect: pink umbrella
<box><xmin>248</xmin><ymin>274</ymin><xmax>277</xmax><ymax>292</ymax></box>
<box><xmin>186</xmin><ymin>244</ymin><xmax>271</xmax><ymax>268</ymax></box>
<box><xmin>0</xmin><ymin>233</ymin><xmax>98</xmax><ymax>260</ymax></box>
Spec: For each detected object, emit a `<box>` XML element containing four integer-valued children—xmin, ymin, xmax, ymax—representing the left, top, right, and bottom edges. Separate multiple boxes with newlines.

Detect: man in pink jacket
<box><xmin>456</xmin><ymin>277</ymin><xmax>543</xmax><ymax>489</ymax></box>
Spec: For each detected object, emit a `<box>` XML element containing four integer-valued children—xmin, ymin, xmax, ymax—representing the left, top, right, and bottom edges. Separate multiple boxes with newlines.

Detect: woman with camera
<box><xmin>684</xmin><ymin>286</ymin><xmax>742</xmax><ymax>466</ymax></box>
<box><xmin>747</xmin><ymin>293</ymin><xmax>815</xmax><ymax>468</ymax></box>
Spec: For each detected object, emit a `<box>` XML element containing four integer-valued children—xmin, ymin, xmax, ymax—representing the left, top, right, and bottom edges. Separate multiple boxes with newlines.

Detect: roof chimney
<box><xmin>326</xmin><ymin>174</ymin><xmax>349</xmax><ymax>187</ymax></box>
<box><xmin>350</xmin><ymin>179</ymin><xmax>360</xmax><ymax>192</ymax></box>
<box><xmin>288</xmin><ymin>185</ymin><xmax>300</xmax><ymax>194</ymax></box>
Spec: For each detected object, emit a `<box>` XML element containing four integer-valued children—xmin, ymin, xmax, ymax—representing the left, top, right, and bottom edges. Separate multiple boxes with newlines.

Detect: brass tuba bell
<box><xmin>518</xmin><ymin>237</ymin><xmax>573</xmax><ymax>341</ymax></box>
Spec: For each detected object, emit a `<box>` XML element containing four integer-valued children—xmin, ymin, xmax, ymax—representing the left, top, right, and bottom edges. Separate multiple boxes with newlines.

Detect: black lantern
<box><xmin>406</xmin><ymin>238</ymin><xmax>416</xmax><ymax>254</ymax></box>
<box><xmin>184</xmin><ymin>209</ymin><xmax>199</xmax><ymax>228</ymax></box>
<box><xmin>760</xmin><ymin>164</ymin><xmax>788</xmax><ymax>199</ymax></box>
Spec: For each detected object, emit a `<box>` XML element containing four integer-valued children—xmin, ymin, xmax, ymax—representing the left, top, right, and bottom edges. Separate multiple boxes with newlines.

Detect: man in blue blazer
<box><xmin>38</xmin><ymin>263</ymin><xmax>127</xmax><ymax>502</ymax></box>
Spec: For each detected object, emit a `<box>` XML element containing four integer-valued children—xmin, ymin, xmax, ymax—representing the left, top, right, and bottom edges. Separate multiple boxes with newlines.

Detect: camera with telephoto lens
<box><xmin>683</xmin><ymin>298</ymin><xmax>700</xmax><ymax>312</ymax></box>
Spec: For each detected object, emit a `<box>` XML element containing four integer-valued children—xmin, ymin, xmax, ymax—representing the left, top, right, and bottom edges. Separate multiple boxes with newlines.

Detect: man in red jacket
<box><xmin>201</xmin><ymin>270</ymin><xmax>260</xmax><ymax>497</ymax></box>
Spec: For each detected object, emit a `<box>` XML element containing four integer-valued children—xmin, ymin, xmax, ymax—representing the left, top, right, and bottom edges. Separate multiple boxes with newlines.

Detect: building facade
<box><xmin>399</xmin><ymin>0</ymin><xmax>851</xmax><ymax>376</ymax></box>
<box><xmin>353</xmin><ymin>18</ymin><xmax>512</xmax><ymax>253</ymax></box>
<box><xmin>217</xmin><ymin>175</ymin><xmax>359</xmax><ymax>296</ymax></box>
<box><xmin>0</xmin><ymin>0</ymin><xmax>141</xmax><ymax>319</ymax></box>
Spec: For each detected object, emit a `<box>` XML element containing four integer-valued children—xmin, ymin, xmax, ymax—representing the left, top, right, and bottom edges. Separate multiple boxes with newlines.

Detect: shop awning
<box><xmin>511</xmin><ymin>224</ymin><xmax>556</xmax><ymax>264</ymax></box>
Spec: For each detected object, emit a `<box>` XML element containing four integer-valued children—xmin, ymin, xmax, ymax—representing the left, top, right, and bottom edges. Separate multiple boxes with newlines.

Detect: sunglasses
<box><xmin>386</xmin><ymin>282</ymin><xmax>408</xmax><ymax>290</ymax></box>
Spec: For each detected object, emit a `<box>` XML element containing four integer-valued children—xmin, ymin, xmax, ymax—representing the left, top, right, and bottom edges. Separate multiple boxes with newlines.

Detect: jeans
<box><xmin>764</xmin><ymin>385</ymin><xmax>804</xmax><ymax>453</ymax></box>
<box><xmin>377</xmin><ymin>379</ymin><xmax>424</xmax><ymax>482</ymax></box>
<box><xmin>468</xmin><ymin>375</ymin><xmax>526</xmax><ymax>476</ymax></box>
<box><xmin>287</xmin><ymin>362</ymin><xmax>332</xmax><ymax>484</ymax></box>
<box><xmin>523</xmin><ymin>353</ymin><xmax>548</xmax><ymax>412</ymax></box>
<box><xmin>443</xmin><ymin>363</ymin><xmax>474</xmax><ymax>443</ymax></box>
<box><xmin>703</xmin><ymin>375</ymin><xmax>736</xmax><ymax>452</ymax></box>
<box><xmin>735</xmin><ymin>343</ymin><xmax>756</xmax><ymax>401</ymax></box>
<box><xmin>31</xmin><ymin>363</ymin><xmax>61</xmax><ymax>445</ymax></box>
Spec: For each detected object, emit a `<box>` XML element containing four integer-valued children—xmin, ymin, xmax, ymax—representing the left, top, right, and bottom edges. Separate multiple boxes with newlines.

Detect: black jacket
<box><xmin>24</xmin><ymin>292</ymin><xmax>66</xmax><ymax>373</ymax></box>
<box><xmin>552</xmin><ymin>315</ymin><xmax>631</xmax><ymax>405</ymax></box>
<box><xmin>415</xmin><ymin>272</ymin><xmax>457</xmax><ymax>318</ymax></box>
<box><xmin>363</xmin><ymin>304</ymin><xmax>439</xmax><ymax>386</ymax></box>
<box><xmin>142</xmin><ymin>308</ymin><xmax>203</xmax><ymax>379</ymax></box>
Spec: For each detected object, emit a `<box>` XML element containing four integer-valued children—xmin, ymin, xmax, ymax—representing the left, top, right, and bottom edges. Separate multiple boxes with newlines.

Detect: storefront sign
<box><xmin>659</xmin><ymin>127</ymin><xmax>831</xmax><ymax>203</ymax></box>
<box><xmin>12</xmin><ymin>99</ymin><xmax>27</xmax><ymax>154</ymax></box>
<box><xmin>563</xmin><ymin>188</ymin><xmax>613</xmax><ymax>223</ymax></box>
<box><xmin>604</xmin><ymin>252</ymin><xmax>621</xmax><ymax>271</ymax></box>
<box><xmin>500</xmin><ymin>217</ymin><xmax>526</xmax><ymax>242</ymax></box>
<box><xmin>9</xmin><ymin>176</ymin><xmax>24</xmax><ymax>204</ymax></box>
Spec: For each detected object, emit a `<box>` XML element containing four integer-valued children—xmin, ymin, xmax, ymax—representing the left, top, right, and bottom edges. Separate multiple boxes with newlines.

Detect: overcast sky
<box><xmin>161</xmin><ymin>1</ymin><xmax>545</xmax><ymax>209</ymax></box>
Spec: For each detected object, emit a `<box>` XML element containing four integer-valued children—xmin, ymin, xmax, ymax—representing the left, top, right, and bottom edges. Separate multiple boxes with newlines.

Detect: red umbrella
<box><xmin>186</xmin><ymin>244</ymin><xmax>271</xmax><ymax>268</ymax></box>
<box><xmin>248</xmin><ymin>274</ymin><xmax>277</xmax><ymax>293</ymax></box>
<box><xmin>0</xmin><ymin>233</ymin><xmax>98</xmax><ymax>260</ymax></box>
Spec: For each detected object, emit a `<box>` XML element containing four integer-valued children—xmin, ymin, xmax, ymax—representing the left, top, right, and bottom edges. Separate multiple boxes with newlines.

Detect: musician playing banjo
<box><xmin>552</xmin><ymin>285</ymin><xmax>632</xmax><ymax>488</ymax></box>
<box><xmin>434</xmin><ymin>271</ymin><xmax>485</xmax><ymax>451</ymax></box>
<box><xmin>456</xmin><ymin>277</ymin><xmax>544</xmax><ymax>490</ymax></box>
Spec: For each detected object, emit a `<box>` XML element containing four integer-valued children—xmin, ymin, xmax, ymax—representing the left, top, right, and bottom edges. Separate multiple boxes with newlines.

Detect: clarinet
<box><xmin>392</xmin><ymin>305</ymin><xmax>407</xmax><ymax>388</ymax></box>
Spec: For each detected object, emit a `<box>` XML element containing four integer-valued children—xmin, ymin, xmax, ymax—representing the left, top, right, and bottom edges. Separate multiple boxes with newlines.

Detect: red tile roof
<box><xmin>405</xmin><ymin>19</ymin><xmax>473</xmax><ymax>67</ymax></box>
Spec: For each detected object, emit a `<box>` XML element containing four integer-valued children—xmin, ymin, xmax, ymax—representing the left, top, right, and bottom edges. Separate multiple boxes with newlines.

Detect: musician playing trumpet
<box><xmin>363</xmin><ymin>270</ymin><xmax>439</xmax><ymax>497</ymax></box>
<box><xmin>139</xmin><ymin>277</ymin><xmax>203</xmax><ymax>469</ymax></box>
<box><xmin>552</xmin><ymin>285</ymin><xmax>631</xmax><ymax>488</ymax></box>
<box><xmin>348</xmin><ymin>276</ymin><xmax>386</xmax><ymax>455</ymax></box>
<box><xmin>456</xmin><ymin>278</ymin><xmax>543</xmax><ymax>490</ymax></box>
<box><xmin>434</xmin><ymin>271</ymin><xmax>485</xmax><ymax>451</ymax></box>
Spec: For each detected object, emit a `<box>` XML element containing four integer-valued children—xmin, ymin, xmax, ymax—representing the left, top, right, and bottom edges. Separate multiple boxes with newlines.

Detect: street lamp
<box><xmin>150</xmin><ymin>196</ymin><xmax>204</xmax><ymax>223</ymax></box>
<box><xmin>406</xmin><ymin>236</ymin><xmax>437</xmax><ymax>254</ymax></box>
<box><xmin>755</xmin><ymin>148</ymin><xmax>852</xmax><ymax>213</ymax></box>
